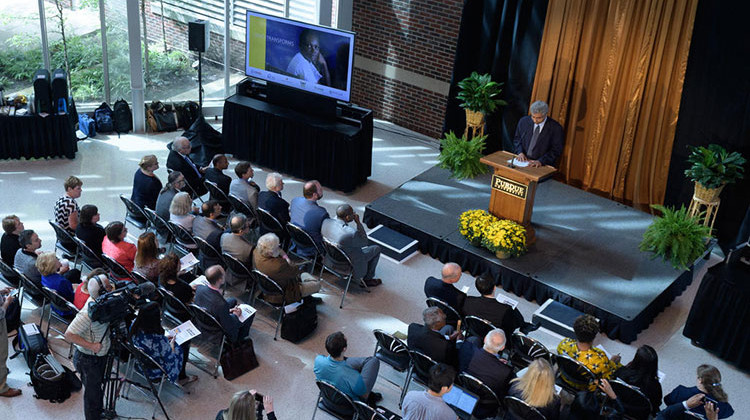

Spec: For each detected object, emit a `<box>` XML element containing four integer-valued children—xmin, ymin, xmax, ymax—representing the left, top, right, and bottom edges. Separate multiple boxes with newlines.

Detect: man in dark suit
<box><xmin>462</xmin><ymin>275</ymin><xmax>525</xmax><ymax>340</ymax></box>
<box><xmin>203</xmin><ymin>154</ymin><xmax>231</xmax><ymax>210</ymax></box>
<box><xmin>289</xmin><ymin>180</ymin><xmax>329</xmax><ymax>258</ymax></box>
<box><xmin>258</xmin><ymin>172</ymin><xmax>290</xmax><ymax>238</ymax></box>
<box><xmin>513</xmin><ymin>100</ymin><xmax>564</xmax><ymax>167</ymax></box>
<box><xmin>193</xmin><ymin>200</ymin><xmax>224</xmax><ymax>268</ymax></box>
<box><xmin>193</xmin><ymin>265</ymin><xmax>253</xmax><ymax>343</ymax></box>
<box><xmin>424</xmin><ymin>262</ymin><xmax>466</xmax><ymax>320</ymax></box>
<box><xmin>167</xmin><ymin>136</ymin><xmax>207</xmax><ymax>196</ymax></box>
<box><xmin>458</xmin><ymin>329</ymin><xmax>515</xmax><ymax>418</ymax></box>
<box><xmin>407</xmin><ymin>307</ymin><xmax>460</xmax><ymax>368</ymax></box>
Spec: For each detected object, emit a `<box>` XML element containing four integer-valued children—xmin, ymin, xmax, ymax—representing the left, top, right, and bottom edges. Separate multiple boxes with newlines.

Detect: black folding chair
<box><xmin>193</xmin><ymin>236</ymin><xmax>226</xmax><ymax>270</ymax></box>
<box><xmin>256</xmin><ymin>208</ymin><xmax>289</xmax><ymax>248</ymax></box>
<box><xmin>40</xmin><ymin>286</ymin><xmax>77</xmax><ymax>359</ymax></box>
<box><xmin>14</xmin><ymin>269</ymin><xmax>46</xmax><ymax>328</ymax></box>
<box><xmin>312</xmin><ymin>380</ymin><xmax>357</xmax><ymax>419</ymax></box>
<box><xmin>221</xmin><ymin>252</ymin><xmax>254</xmax><ymax>297</ymax></box>
<box><xmin>555</xmin><ymin>354</ymin><xmax>597</xmax><ymax>394</ymax></box>
<box><xmin>187</xmin><ymin>303</ymin><xmax>228</xmax><ymax>378</ymax></box>
<box><xmin>456</xmin><ymin>372</ymin><xmax>502</xmax><ymax>419</ymax></box>
<box><xmin>463</xmin><ymin>315</ymin><xmax>497</xmax><ymax>340</ymax></box>
<box><xmin>321</xmin><ymin>238</ymin><xmax>368</xmax><ymax>309</ymax></box>
<box><xmin>608</xmin><ymin>379</ymin><xmax>652</xmax><ymax>420</ymax></box>
<box><xmin>73</xmin><ymin>237</ymin><xmax>106</xmax><ymax>270</ymax></box>
<box><xmin>130</xmin><ymin>270</ymin><xmax>150</xmax><ymax>285</ymax></box>
<box><xmin>353</xmin><ymin>400</ymin><xmax>401</xmax><ymax>420</ymax></box>
<box><xmin>503</xmin><ymin>396</ymin><xmax>547</xmax><ymax>420</ymax></box>
<box><xmin>100</xmin><ymin>253</ymin><xmax>136</xmax><ymax>282</ymax></box>
<box><xmin>167</xmin><ymin>221</ymin><xmax>197</xmax><ymax>256</ymax></box>
<box><xmin>48</xmin><ymin>220</ymin><xmax>79</xmax><ymax>266</ymax></box>
<box><xmin>251</xmin><ymin>269</ymin><xmax>285</xmax><ymax>340</ymax></box>
<box><xmin>227</xmin><ymin>193</ymin><xmax>258</xmax><ymax>227</ymax></box>
<box><xmin>426</xmin><ymin>297</ymin><xmax>461</xmax><ymax>328</ymax></box>
<box><xmin>0</xmin><ymin>259</ymin><xmax>20</xmax><ymax>288</ymax></box>
<box><xmin>144</xmin><ymin>208</ymin><xmax>175</xmax><ymax>252</ymax></box>
<box><xmin>403</xmin><ymin>350</ymin><xmax>438</xmax><ymax>397</ymax></box>
<box><xmin>204</xmin><ymin>180</ymin><xmax>231</xmax><ymax>214</ymax></box>
<box><xmin>285</xmin><ymin>222</ymin><xmax>323</xmax><ymax>270</ymax></box>
<box><xmin>121</xmin><ymin>342</ymin><xmax>183</xmax><ymax>420</ymax></box>
<box><xmin>119</xmin><ymin>194</ymin><xmax>149</xmax><ymax>231</ymax></box>
<box><xmin>158</xmin><ymin>286</ymin><xmax>193</xmax><ymax>326</ymax></box>
<box><xmin>372</xmin><ymin>329</ymin><xmax>411</xmax><ymax>406</ymax></box>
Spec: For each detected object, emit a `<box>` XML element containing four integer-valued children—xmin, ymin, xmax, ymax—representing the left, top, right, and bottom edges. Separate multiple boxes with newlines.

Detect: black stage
<box><xmin>364</xmin><ymin>166</ymin><xmax>705</xmax><ymax>343</ymax></box>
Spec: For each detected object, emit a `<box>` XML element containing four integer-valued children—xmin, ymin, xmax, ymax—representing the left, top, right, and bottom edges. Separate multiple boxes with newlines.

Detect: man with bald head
<box><xmin>321</xmin><ymin>204</ymin><xmax>382</xmax><ymax>287</ymax></box>
<box><xmin>424</xmin><ymin>262</ymin><xmax>466</xmax><ymax>322</ymax></box>
<box><xmin>193</xmin><ymin>265</ymin><xmax>253</xmax><ymax>344</ymax></box>
<box><xmin>289</xmin><ymin>180</ymin><xmax>329</xmax><ymax>258</ymax></box>
<box><xmin>166</xmin><ymin>136</ymin><xmax>207</xmax><ymax>196</ymax></box>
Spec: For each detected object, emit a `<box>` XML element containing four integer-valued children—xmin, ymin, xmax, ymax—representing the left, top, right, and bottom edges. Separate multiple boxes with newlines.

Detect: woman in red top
<box><xmin>74</xmin><ymin>268</ymin><xmax>107</xmax><ymax>310</ymax></box>
<box><xmin>102</xmin><ymin>221</ymin><xmax>137</xmax><ymax>273</ymax></box>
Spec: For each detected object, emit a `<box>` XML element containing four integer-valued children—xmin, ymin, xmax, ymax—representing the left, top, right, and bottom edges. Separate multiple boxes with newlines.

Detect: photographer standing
<box><xmin>64</xmin><ymin>275</ymin><xmax>113</xmax><ymax>419</ymax></box>
<box><xmin>0</xmin><ymin>286</ymin><xmax>21</xmax><ymax>398</ymax></box>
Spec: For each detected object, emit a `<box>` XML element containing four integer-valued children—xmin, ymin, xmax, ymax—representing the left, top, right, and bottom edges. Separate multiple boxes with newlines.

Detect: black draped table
<box><xmin>221</xmin><ymin>94</ymin><xmax>373</xmax><ymax>193</ymax></box>
<box><xmin>0</xmin><ymin>113</ymin><xmax>77</xmax><ymax>159</ymax></box>
<box><xmin>683</xmin><ymin>260</ymin><xmax>750</xmax><ymax>372</ymax></box>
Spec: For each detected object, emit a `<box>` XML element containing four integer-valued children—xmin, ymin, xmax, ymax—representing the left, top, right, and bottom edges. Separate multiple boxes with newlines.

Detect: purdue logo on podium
<box><xmin>491</xmin><ymin>175</ymin><xmax>528</xmax><ymax>199</ymax></box>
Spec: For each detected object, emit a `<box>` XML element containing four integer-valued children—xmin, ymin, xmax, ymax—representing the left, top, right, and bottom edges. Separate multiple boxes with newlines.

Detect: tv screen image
<box><xmin>245</xmin><ymin>11</ymin><xmax>355</xmax><ymax>102</ymax></box>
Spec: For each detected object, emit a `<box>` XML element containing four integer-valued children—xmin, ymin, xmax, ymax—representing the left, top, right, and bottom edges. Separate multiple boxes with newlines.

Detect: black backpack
<box><xmin>94</xmin><ymin>102</ymin><xmax>115</xmax><ymax>133</ymax></box>
<box><xmin>175</xmin><ymin>100</ymin><xmax>201</xmax><ymax>129</ymax></box>
<box><xmin>30</xmin><ymin>354</ymin><xmax>72</xmax><ymax>403</ymax></box>
<box><xmin>32</xmin><ymin>69</ymin><xmax>52</xmax><ymax>114</ymax></box>
<box><xmin>280</xmin><ymin>299</ymin><xmax>318</xmax><ymax>342</ymax></box>
<box><xmin>51</xmin><ymin>68</ymin><xmax>69</xmax><ymax>114</ymax></box>
<box><xmin>113</xmin><ymin>98</ymin><xmax>133</xmax><ymax>134</ymax></box>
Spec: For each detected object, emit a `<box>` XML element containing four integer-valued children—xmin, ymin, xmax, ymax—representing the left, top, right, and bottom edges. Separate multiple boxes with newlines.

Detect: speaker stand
<box><xmin>197</xmin><ymin>51</ymin><xmax>204</xmax><ymax>109</ymax></box>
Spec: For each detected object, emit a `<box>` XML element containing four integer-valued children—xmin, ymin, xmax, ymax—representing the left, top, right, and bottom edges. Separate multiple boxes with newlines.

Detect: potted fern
<box><xmin>457</xmin><ymin>72</ymin><xmax>507</xmax><ymax>130</ymax></box>
<box><xmin>684</xmin><ymin>144</ymin><xmax>745</xmax><ymax>202</ymax></box>
<box><xmin>639</xmin><ymin>204</ymin><xmax>711</xmax><ymax>270</ymax></box>
<box><xmin>439</xmin><ymin>131</ymin><xmax>487</xmax><ymax>179</ymax></box>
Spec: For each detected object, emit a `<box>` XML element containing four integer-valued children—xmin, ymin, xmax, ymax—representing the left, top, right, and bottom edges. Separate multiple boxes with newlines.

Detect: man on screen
<box><xmin>512</xmin><ymin>100</ymin><xmax>565</xmax><ymax>168</ymax></box>
<box><xmin>286</xmin><ymin>29</ymin><xmax>331</xmax><ymax>86</ymax></box>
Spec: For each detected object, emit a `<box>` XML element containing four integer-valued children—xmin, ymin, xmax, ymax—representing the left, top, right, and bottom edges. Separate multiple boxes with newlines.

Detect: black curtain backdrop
<box><xmin>664</xmin><ymin>0</ymin><xmax>750</xmax><ymax>251</ymax></box>
<box><xmin>443</xmin><ymin>0</ymin><xmax>548</xmax><ymax>154</ymax></box>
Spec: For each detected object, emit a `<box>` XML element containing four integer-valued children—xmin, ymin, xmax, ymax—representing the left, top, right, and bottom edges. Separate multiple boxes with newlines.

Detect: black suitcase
<box><xmin>280</xmin><ymin>299</ymin><xmax>318</xmax><ymax>343</ymax></box>
<box><xmin>51</xmin><ymin>68</ymin><xmax>69</xmax><ymax>114</ymax></box>
<box><xmin>32</xmin><ymin>69</ymin><xmax>52</xmax><ymax>114</ymax></box>
<box><xmin>11</xmin><ymin>323</ymin><xmax>49</xmax><ymax>369</ymax></box>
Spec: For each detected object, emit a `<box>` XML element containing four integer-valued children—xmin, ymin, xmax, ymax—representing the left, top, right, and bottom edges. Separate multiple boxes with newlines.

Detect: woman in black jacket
<box><xmin>615</xmin><ymin>344</ymin><xmax>663</xmax><ymax>415</ymax></box>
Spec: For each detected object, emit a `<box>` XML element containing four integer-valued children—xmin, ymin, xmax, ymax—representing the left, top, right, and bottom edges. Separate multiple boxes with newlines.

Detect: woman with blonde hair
<box><xmin>216</xmin><ymin>389</ymin><xmax>276</xmax><ymax>420</ymax></box>
<box><xmin>134</xmin><ymin>232</ymin><xmax>160</xmax><ymax>281</ymax></box>
<box><xmin>508</xmin><ymin>358</ymin><xmax>560</xmax><ymax>419</ymax></box>
<box><xmin>169</xmin><ymin>191</ymin><xmax>195</xmax><ymax>233</ymax></box>
<box><xmin>36</xmin><ymin>252</ymin><xmax>79</xmax><ymax>316</ymax></box>
<box><xmin>131</xmin><ymin>154</ymin><xmax>162</xmax><ymax>211</ymax></box>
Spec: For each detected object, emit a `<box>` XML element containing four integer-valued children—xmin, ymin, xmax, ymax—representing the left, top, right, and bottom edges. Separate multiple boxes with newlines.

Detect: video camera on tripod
<box><xmin>88</xmin><ymin>278</ymin><xmax>156</xmax><ymax>324</ymax></box>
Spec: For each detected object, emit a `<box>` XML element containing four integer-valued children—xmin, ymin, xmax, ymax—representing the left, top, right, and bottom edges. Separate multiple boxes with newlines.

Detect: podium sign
<box><xmin>480</xmin><ymin>151</ymin><xmax>556</xmax><ymax>244</ymax></box>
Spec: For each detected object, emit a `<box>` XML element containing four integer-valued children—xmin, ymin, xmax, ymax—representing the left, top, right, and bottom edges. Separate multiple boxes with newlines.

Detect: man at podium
<box><xmin>512</xmin><ymin>100</ymin><xmax>564</xmax><ymax>168</ymax></box>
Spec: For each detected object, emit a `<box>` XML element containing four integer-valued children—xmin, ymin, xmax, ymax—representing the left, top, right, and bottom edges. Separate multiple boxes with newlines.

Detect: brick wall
<box><xmin>351</xmin><ymin>0</ymin><xmax>463</xmax><ymax>140</ymax></box>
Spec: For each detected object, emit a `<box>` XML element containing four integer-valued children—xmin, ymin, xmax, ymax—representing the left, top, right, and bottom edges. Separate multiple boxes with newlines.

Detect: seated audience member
<box><xmin>321</xmin><ymin>204</ymin><xmax>382</xmax><ymax>287</ymax></box>
<box><xmin>204</xmin><ymin>154</ymin><xmax>231</xmax><ymax>209</ymax></box>
<box><xmin>289</xmin><ymin>180</ymin><xmax>329</xmax><ymax>257</ymax></box>
<box><xmin>36</xmin><ymin>252</ymin><xmax>80</xmax><ymax>315</ymax></box>
<box><xmin>131</xmin><ymin>154</ymin><xmax>162</xmax><ymax>211</ymax></box>
<box><xmin>193</xmin><ymin>265</ymin><xmax>253</xmax><ymax>344</ymax></box>
<box><xmin>193</xmin><ymin>200</ymin><xmax>224</xmax><ymax>250</ymax></box>
<box><xmin>229</xmin><ymin>161</ymin><xmax>260</xmax><ymax>210</ymax></box>
<box><xmin>169</xmin><ymin>191</ymin><xmax>196</xmax><ymax>233</ymax></box>
<box><xmin>569</xmin><ymin>378</ymin><xmax>625</xmax><ymax>420</ymax></box>
<box><xmin>557</xmin><ymin>314</ymin><xmax>621</xmax><ymax>390</ymax></box>
<box><xmin>509</xmin><ymin>359</ymin><xmax>561</xmax><ymax>420</ymax></box>
<box><xmin>102</xmin><ymin>221</ymin><xmax>137</xmax><ymax>273</ymax></box>
<box><xmin>659</xmin><ymin>364</ymin><xmax>733</xmax><ymax>419</ymax></box>
<box><xmin>54</xmin><ymin>175</ymin><xmax>83</xmax><ymax>236</ymax></box>
<box><xmin>458</xmin><ymin>329</ymin><xmax>515</xmax><ymax>418</ymax></box>
<box><xmin>167</xmin><ymin>136</ymin><xmax>207</xmax><ymax>196</ymax></box>
<box><xmin>615</xmin><ymin>345</ymin><xmax>663</xmax><ymax>415</ymax></box>
<box><xmin>252</xmin><ymin>233</ymin><xmax>321</xmax><ymax>304</ymax></box>
<box><xmin>14</xmin><ymin>229</ymin><xmax>45</xmax><ymax>288</ymax></box>
<box><xmin>258</xmin><ymin>172</ymin><xmax>290</xmax><ymax>238</ymax></box>
<box><xmin>159</xmin><ymin>254</ymin><xmax>194</xmax><ymax>321</ymax></box>
<box><xmin>402</xmin><ymin>363</ymin><xmax>458</xmax><ymax>420</ymax></box>
<box><xmin>75</xmin><ymin>204</ymin><xmax>106</xmax><ymax>266</ymax></box>
<box><xmin>462</xmin><ymin>275</ymin><xmax>525</xmax><ymax>339</ymax></box>
<box><xmin>424</xmin><ymin>262</ymin><xmax>466</xmax><ymax>318</ymax></box>
<box><xmin>314</xmin><ymin>331</ymin><xmax>381</xmax><ymax>404</ymax></box>
<box><xmin>156</xmin><ymin>171</ymin><xmax>186</xmax><ymax>221</ymax></box>
<box><xmin>134</xmin><ymin>232</ymin><xmax>160</xmax><ymax>281</ymax></box>
<box><xmin>74</xmin><ymin>269</ymin><xmax>107</xmax><ymax>310</ymax></box>
<box><xmin>129</xmin><ymin>302</ymin><xmax>196</xmax><ymax>385</ymax></box>
<box><xmin>221</xmin><ymin>214</ymin><xmax>254</xmax><ymax>297</ymax></box>
<box><xmin>407</xmin><ymin>307</ymin><xmax>460</xmax><ymax>367</ymax></box>
<box><xmin>1</xmin><ymin>215</ymin><xmax>23</xmax><ymax>265</ymax></box>
<box><xmin>217</xmin><ymin>390</ymin><xmax>276</xmax><ymax>420</ymax></box>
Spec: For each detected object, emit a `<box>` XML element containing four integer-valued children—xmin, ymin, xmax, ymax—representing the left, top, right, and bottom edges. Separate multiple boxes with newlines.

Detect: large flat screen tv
<box><xmin>245</xmin><ymin>11</ymin><xmax>356</xmax><ymax>102</ymax></box>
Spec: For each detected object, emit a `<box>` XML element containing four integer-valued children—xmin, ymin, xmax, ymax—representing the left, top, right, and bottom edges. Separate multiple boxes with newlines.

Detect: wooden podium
<box><xmin>479</xmin><ymin>151</ymin><xmax>556</xmax><ymax>245</ymax></box>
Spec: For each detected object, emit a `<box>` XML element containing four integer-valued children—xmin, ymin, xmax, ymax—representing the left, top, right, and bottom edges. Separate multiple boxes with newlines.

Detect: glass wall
<box><xmin>0</xmin><ymin>1</ymin><xmax>43</xmax><ymax>97</ymax></box>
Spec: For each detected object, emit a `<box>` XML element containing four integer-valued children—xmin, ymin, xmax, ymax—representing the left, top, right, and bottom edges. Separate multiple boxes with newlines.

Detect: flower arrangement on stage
<box><xmin>459</xmin><ymin>209</ymin><xmax>497</xmax><ymax>246</ymax></box>
<box><xmin>481</xmin><ymin>219</ymin><xmax>527</xmax><ymax>258</ymax></box>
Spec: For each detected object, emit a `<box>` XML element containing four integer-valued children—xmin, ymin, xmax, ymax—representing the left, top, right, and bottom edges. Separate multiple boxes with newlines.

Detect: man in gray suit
<box><xmin>220</xmin><ymin>214</ymin><xmax>254</xmax><ymax>298</ymax></box>
<box><xmin>229</xmin><ymin>161</ymin><xmax>260</xmax><ymax>209</ymax></box>
<box><xmin>321</xmin><ymin>204</ymin><xmax>382</xmax><ymax>287</ymax></box>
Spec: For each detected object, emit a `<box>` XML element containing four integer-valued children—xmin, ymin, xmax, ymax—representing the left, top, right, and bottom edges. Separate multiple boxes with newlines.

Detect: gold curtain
<box><xmin>531</xmin><ymin>0</ymin><xmax>698</xmax><ymax>210</ymax></box>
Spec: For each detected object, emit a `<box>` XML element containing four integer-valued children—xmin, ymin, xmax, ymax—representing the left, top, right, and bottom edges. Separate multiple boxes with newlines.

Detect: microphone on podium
<box><xmin>509</xmin><ymin>155</ymin><xmax>516</xmax><ymax>169</ymax></box>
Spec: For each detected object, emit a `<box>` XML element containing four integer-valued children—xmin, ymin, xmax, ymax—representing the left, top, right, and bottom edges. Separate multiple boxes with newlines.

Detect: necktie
<box><xmin>528</xmin><ymin>125</ymin><xmax>541</xmax><ymax>158</ymax></box>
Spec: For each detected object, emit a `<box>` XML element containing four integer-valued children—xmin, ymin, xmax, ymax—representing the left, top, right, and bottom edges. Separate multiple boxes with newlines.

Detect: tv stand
<box><xmin>266</xmin><ymin>82</ymin><xmax>337</xmax><ymax>119</ymax></box>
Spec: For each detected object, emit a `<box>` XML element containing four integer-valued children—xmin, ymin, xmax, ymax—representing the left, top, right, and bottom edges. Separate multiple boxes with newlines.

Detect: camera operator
<box><xmin>64</xmin><ymin>274</ymin><xmax>114</xmax><ymax>420</ymax></box>
<box><xmin>216</xmin><ymin>389</ymin><xmax>276</xmax><ymax>420</ymax></box>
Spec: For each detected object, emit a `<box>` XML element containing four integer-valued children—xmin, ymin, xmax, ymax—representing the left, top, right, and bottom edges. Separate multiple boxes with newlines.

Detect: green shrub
<box><xmin>684</xmin><ymin>144</ymin><xmax>745</xmax><ymax>189</ymax></box>
<box><xmin>439</xmin><ymin>131</ymin><xmax>488</xmax><ymax>179</ymax></box>
<box><xmin>639</xmin><ymin>204</ymin><xmax>710</xmax><ymax>271</ymax></box>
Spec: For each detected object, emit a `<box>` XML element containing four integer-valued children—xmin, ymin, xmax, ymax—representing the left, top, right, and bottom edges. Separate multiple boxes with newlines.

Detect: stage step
<box><xmin>532</xmin><ymin>299</ymin><xmax>598</xmax><ymax>339</ymax></box>
<box><xmin>367</xmin><ymin>224</ymin><xmax>418</xmax><ymax>264</ymax></box>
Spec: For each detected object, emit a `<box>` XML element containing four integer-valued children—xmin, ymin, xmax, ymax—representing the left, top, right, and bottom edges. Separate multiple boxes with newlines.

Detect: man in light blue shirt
<box><xmin>314</xmin><ymin>331</ymin><xmax>380</xmax><ymax>404</ymax></box>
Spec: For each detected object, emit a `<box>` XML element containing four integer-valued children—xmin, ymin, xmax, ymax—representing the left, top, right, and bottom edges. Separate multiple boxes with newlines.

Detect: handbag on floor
<box><xmin>280</xmin><ymin>298</ymin><xmax>318</xmax><ymax>343</ymax></box>
<box><xmin>220</xmin><ymin>338</ymin><xmax>259</xmax><ymax>380</ymax></box>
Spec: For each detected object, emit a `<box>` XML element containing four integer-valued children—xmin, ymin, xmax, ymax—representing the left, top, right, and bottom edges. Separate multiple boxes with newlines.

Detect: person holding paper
<box><xmin>194</xmin><ymin>265</ymin><xmax>253</xmax><ymax>344</ymax></box>
<box><xmin>461</xmin><ymin>275</ymin><xmax>528</xmax><ymax>340</ymax></box>
<box><xmin>159</xmin><ymin>254</ymin><xmax>195</xmax><ymax>322</ymax></box>
<box><xmin>402</xmin><ymin>363</ymin><xmax>457</xmax><ymax>420</ymax></box>
<box><xmin>512</xmin><ymin>100</ymin><xmax>564</xmax><ymax>168</ymax></box>
<box><xmin>557</xmin><ymin>314</ymin><xmax>622</xmax><ymax>391</ymax></box>
<box><xmin>129</xmin><ymin>302</ymin><xmax>197</xmax><ymax>385</ymax></box>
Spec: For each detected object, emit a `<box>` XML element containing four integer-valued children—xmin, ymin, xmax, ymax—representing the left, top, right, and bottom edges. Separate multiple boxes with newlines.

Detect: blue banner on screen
<box><xmin>245</xmin><ymin>11</ymin><xmax>356</xmax><ymax>102</ymax></box>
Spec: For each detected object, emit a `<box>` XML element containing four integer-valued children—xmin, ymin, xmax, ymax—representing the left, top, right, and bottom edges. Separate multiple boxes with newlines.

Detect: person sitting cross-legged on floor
<box><xmin>402</xmin><ymin>363</ymin><xmax>458</xmax><ymax>420</ymax></box>
<box><xmin>313</xmin><ymin>331</ymin><xmax>381</xmax><ymax>405</ymax></box>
